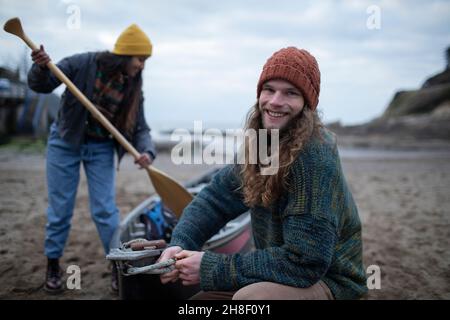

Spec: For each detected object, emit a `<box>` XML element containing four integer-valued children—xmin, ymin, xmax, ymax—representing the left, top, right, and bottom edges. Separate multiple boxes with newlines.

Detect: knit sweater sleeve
<box><xmin>199</xmin><ymin>139</ymin><xmax>340</xmax><ymax>291</ymax></box>
<box><xmin>169</xmin><ymin>165</ymin><xmax>249</xmax><ymax>250</ymax></box>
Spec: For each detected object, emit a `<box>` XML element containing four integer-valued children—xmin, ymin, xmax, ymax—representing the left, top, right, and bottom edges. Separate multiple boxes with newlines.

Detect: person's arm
<box><xmin>27</xmin><ymin>47</ymin><xmax>81</xmax><ymax>93</ymax></box>
<box><xmin>169</xmin><ymin>165</ymin><xmax>249</xmax><ymax>251</ymax></box>
<box><xmin>159</xmin><ymin>165</ymin><xmax>248</xmax><ymax>285</ymax></box>
<box><xmin>199</xmin><ymin>145</ymin><xmax>340</xmax><ymax>291</ymax></box>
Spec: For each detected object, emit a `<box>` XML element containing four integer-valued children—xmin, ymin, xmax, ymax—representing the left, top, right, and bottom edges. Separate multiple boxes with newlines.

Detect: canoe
<box><xmin>109</xmin><ymin>167</ymin><xmax>253</xmax><ymax>299</ymax></box>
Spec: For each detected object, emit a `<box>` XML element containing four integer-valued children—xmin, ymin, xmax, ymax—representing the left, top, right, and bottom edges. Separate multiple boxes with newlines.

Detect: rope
<box><xmin>107</xmin><ymin>248</ymin><xmax>161</xmax><ymax>261</ymax></box>
<box><xmin>107</xmin><ymin>239</ymin><xmax>176</xmax><ymax>276</ymax></box>
<box><xmin>126</xmin><ymin>258</ymin><xmax>176</xmax><ymax>275</ymax></box>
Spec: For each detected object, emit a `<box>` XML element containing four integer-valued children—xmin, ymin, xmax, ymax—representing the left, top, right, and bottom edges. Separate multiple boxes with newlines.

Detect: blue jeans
<box><xmin>45</xmin><ymin>123</ymin><xmax>119</xmax><ymax>258</ymax></box>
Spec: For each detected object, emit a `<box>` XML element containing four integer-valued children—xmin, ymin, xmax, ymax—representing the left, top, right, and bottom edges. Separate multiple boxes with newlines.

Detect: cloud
<box><xmin>1</xmin><ymin>0</ymin><xmax>449</xmax><ymax>128</ymax></box>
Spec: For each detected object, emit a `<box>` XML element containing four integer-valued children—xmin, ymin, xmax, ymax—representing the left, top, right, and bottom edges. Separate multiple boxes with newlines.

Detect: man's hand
<box><xmin>31</xmin><ymin>45</ymin><xmax>50</xmax><ymax>68</ymax></box>
<box><xmin>134</xmin><ymin>152</ymin><xmax>153</xmax><ymax>169</ymax></box>
<box><xmin>175</xmin><ymin>250</ymin><xmax>205</xmax><ymax>286</ymax></box>
<box><xmin>159</xmin><ymin>246</ymin><xmax>182</xmax><ymax>284</ymax></box>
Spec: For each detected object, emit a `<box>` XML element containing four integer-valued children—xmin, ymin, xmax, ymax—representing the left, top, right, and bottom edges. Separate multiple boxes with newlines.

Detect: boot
<box><xmin>44</xmin><ymin>258</ymin><xmax>63</xmax><ymax>294</ymax></box>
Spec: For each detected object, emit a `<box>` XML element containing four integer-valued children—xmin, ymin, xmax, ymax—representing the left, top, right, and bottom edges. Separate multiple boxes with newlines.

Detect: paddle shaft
<box><xmin>6</xmin><ymin>18</ymin><xmax>194</xmax><ymax>216</ymax></box>
<box><xmin>22</xmin><ymin>34</ymin><xmax>143</xmax><ymax>160</ymax></box>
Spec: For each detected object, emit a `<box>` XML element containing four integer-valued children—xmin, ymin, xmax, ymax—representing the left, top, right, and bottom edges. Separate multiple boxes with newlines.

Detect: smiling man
<box><xmin>158</xmin><ymin>47</ymin><xmax>368</xmax><ymax>300</ymax></box>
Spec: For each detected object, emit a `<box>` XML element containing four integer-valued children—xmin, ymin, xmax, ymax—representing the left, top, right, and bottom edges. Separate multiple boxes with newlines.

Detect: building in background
<box><xmin>0</xmin><ymin>66</ymin><xmax>60</xmax><ymax>142</ymax></box>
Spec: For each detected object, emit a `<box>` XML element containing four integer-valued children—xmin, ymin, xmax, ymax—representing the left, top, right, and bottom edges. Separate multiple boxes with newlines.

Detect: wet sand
<box><xmin>0</xmin><ymin>147</ymin><xmax>449</xmax><ymax>299</ymax></box>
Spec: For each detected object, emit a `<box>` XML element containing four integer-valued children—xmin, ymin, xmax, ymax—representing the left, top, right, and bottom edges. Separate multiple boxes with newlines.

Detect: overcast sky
<box><xmin>1</xmin><ymin>0</ymin><xmax>449</xmax><ymax>131</ymax></box>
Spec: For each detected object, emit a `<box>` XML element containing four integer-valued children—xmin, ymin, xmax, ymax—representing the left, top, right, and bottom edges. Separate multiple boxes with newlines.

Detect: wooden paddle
<box><xmin>4</xmin><ymin>17</ymin><xmax>193</xmax><ymax>217</ymax></box>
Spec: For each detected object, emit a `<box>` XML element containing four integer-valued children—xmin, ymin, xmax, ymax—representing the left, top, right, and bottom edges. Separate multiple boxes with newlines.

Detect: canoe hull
<box><xmin>110</xmin><ymin>168</ymin><xmax>253</xmax><ymax>300</ymax></box>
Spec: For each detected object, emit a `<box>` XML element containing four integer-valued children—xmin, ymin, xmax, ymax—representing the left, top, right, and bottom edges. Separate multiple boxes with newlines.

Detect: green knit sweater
<box><xmin>170</xmin><ymin>129</ymin><xmax>368</xmax><ymax>299</ymax></box>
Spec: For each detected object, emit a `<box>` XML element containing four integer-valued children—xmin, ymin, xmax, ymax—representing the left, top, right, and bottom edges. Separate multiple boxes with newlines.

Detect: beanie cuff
<box><xmin>113</xmin><ymin>43</ymin><xmax>152</xmax><ymax>56</ymax></box>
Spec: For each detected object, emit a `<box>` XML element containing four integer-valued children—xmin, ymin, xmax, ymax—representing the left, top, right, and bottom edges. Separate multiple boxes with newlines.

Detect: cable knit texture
<box><xmin>170</xmin><ymin>129</ymin><xmax>368</xmax><ymax>300</ymax></box>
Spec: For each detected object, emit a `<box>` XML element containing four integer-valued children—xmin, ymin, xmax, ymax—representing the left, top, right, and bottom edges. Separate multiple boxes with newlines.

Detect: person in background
<box><xmin>28</xmin><ymin>23</ymin><xmax>157</xmax><ymax>294</ymax></box>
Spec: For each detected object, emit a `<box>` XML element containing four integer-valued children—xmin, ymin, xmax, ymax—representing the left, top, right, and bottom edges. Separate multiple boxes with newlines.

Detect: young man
<box><xmin>158</xmin><ymin>47</ymin><xmax>368</xmax><ymax>300</ymax></box>
<box><xmin>28</xmin><ymin>24</ymin><xmax>157</xmax><ymax>293</ymax></box>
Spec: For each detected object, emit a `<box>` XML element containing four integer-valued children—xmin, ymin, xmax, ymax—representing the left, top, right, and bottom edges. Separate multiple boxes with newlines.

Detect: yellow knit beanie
<box><xmin>113</xmin><ymin>24</ymin><xmax>152</xmax><ymax>56</ymax></box>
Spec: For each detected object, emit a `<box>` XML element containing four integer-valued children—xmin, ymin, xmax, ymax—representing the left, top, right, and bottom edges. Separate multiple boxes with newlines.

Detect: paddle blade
<box><xmin>3</xmin><ymin>18</ymin><xmax>24</xmax><ymax>38</ymax></box>
<box><xmin>147</xmin><ymin>167</ymin><xmax>193</xmax><ymax>218</ymax></box>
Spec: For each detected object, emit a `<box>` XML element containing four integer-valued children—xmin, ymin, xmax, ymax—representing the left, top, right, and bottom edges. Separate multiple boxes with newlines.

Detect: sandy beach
<box><xmin>0</xmin><ymin>143</ymin><xmax>449</xmax><ymax>300</ymax></box>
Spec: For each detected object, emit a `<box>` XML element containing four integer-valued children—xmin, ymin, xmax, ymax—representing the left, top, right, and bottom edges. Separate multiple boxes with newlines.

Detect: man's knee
<box><xmin>232</xmin><ymin>283</ymin><xmax>269</xmax><ymax>300</ymax></box>
<box><xmin>232</xmin><ymin>281</ymin><xmax>334</xmax><ymax>300</ymax></box>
